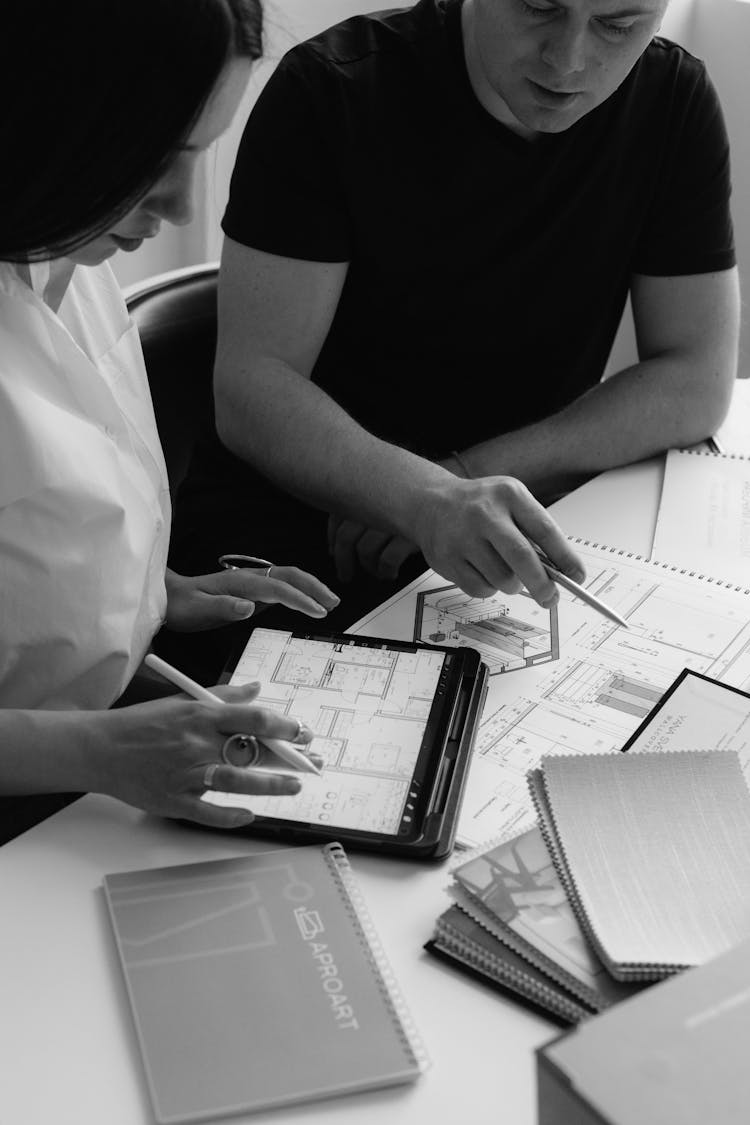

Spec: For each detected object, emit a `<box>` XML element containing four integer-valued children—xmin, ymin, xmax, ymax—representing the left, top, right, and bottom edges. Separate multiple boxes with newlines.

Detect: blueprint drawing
<box><xmin>351</xmin><ymin>542</ymin><xmax>750</xmax><ymax>848</ymax></box>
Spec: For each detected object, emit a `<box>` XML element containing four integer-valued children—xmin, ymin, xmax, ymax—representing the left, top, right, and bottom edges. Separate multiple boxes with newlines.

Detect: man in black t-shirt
<box><xmin>172</xmin><ymin>0</ymin><xmax>739</xmax><ymax>633</ymax></box>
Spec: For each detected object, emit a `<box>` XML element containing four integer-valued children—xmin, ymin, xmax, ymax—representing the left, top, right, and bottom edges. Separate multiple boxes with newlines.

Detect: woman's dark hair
<box><xmin>0</xmin><ymin>0</ymin><xmax>262</xmax><ymax>260</ymax></box>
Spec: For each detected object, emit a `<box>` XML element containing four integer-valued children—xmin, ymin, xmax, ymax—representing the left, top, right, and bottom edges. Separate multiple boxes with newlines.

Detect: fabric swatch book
<box><xmin>528</xmin><ymin>750</ymin><xmax>750</xmax><ymax>981</ymax></box>
<box><xmin>427</xmin><ymin>903</ymin><xmax>590</xmax><ymax>1026</ymax></box>
<box><xmin>104</xmin><ymin>842</ymin><xmax>427</xmax><ymax>1123</ymax></box>
<box><xmin>448</xmin><ymin>826</ymin><xmax>639</xmax><ymax>1012</ymax></box>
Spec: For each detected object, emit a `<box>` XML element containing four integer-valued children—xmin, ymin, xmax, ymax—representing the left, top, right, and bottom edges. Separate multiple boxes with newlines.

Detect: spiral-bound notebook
<box><xmin>103</xmin><ymin>843</ymin><xmax>427</xmax><ymax>1123</ymax></box>
<box><xmin>350</xmin><ymin>538</ymin><xmax>750</xmax><ymax>849</ymax></box>
<box><xmin>528</xmin><ymin>750</ymin><xmax>750</xmax><ymax>981</ymax></box>
<box><xmin>653</xmin><ymin>448</ymin><xmax>750</xmax><ymax>588</ymax></box>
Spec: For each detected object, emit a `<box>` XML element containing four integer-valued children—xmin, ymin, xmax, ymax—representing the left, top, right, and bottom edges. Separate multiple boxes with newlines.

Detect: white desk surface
<box><xmin>0</xmin><ymin>459</ymin><xmax>663</xmax><ymax>1125</ymax></box>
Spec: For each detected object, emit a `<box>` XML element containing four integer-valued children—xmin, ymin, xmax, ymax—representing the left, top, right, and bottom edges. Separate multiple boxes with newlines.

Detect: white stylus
<box><xmin>143</xmin><ymin>653</ymin><xmax>322</xmax><ymax>775</ymax></box>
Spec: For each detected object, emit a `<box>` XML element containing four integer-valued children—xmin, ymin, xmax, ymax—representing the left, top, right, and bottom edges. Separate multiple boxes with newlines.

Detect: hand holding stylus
<box><xmin>144</xmin><ymin>654</ymin><xmax>322</xmax><ymax>776</ymax></box>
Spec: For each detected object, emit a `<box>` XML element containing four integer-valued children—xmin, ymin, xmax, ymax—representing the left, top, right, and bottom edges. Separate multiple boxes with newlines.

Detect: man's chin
<box><xmin>516</xmin><ymin>101</ymin><xmax>589</xmax><ymax>135</ymax></box>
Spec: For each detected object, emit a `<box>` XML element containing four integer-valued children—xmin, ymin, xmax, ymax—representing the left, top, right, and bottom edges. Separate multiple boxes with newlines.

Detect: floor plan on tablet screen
<box><xmin>351</xmin><ymin>541</ymin><xmax>750</xmax><ymax>849</ymax></box>
<box><xmin>206</xmin><ymin>630</ymin><xmax>446</xmax><ymax>834</ymax></box>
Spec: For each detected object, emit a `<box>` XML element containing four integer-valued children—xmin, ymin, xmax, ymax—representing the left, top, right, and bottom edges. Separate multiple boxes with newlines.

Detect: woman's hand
<box><xmin>164</xmin><ymin>566</ymin><xmax>340</xmax><ymax>631</ymax></box>
<box><xmin>88</xmin><ymin>682</ymin><xmax>320</xmax><ymax>828</ymax></box>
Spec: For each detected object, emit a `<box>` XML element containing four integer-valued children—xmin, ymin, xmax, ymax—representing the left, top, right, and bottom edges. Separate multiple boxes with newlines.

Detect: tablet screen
<box><xmin>205</xmin><ymin>628</ymin><xmax>448</xmax><ymax>835</ymax></box>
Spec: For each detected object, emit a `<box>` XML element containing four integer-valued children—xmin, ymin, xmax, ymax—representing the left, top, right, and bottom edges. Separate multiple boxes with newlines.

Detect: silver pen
<box><xmin>534</xmin><ymin>548</ymin><xmax>629</xmax><ymax>629</ymax></box>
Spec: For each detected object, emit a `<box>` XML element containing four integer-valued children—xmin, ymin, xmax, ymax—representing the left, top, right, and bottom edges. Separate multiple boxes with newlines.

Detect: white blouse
<box><xmin>0</xmin><ymin>259</ymin><xmax>170</xmax><ymax>709</ymax></box>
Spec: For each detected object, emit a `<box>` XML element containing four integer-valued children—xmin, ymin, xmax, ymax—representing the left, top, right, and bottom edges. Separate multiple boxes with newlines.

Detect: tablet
<box><xmin>206</xmin><ymin>627</ymin><xmax>487</xmax><ymax>859</ymax></box>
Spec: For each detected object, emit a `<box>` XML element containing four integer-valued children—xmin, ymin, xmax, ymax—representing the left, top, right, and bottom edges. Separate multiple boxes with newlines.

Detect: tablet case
<box><xmin>211</xmin><ymin>630</ymin><xmax>488</xmax><ymax>860</ymax></box>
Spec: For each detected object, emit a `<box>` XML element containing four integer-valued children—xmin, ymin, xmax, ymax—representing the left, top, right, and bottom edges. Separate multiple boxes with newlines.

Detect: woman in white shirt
<box><xmin>0</xmin><ymin>0</ymin><xmax>337</xmax><ymax>835</ymax></box>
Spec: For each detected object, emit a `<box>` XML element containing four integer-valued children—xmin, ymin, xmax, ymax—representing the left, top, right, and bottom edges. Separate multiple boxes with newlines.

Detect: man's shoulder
<box><xmin>636</xmin><ymin>36</ymin><xmax>709</xmax><ymax>91</ymax></box>
<box><xmin>282</xmin><ymin>0</ymin><xmax>446</xmax><ymax>77</ymax></box>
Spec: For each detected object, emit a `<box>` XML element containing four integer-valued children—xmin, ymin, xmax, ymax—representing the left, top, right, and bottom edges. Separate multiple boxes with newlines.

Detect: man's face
<box><xmin>464</xmin><ymin>0</ymin><xmax>668</xmax><ymax>135</ymax></box>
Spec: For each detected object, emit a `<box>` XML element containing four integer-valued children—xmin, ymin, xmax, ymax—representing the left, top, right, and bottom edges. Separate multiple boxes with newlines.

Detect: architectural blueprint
<box><xmin>414</xmin><ymin>585</ymin><xmax>558</xmax><ymax>675</ymax></box>
<box><xmin>351</xmin><ymin>541</ymin><xmax>750</xmax><ymax>848</ymax></box>
<box><xmin>209</xmin><ymin>629</ymin><xmax>445</xmax><ymax>833</ymax></box>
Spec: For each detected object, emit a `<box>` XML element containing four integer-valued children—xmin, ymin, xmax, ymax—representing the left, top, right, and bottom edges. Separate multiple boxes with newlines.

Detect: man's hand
<box><xmin>412</xmin><ymin>475</ymin><xmax>585</xmax><ymax>607</ymax></box>
<box><xmin>327</xmin><ymin>516</ymin><xmax>418</xmax><ymax>582</ymax></box>
<box><xmin>164</xmin><ymin>567</ymin><xmax>340</xmax><ymax>632</ymax></box>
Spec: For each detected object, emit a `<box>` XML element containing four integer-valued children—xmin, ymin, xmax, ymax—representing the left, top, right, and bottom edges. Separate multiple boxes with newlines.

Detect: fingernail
<box><xmin>542</xmin><ymin>592</ymin><xmax>559</xmax><ymax>609</ymax></box>
<box><xmin>287</xmin><ymin>780</ymin><xmax>303</xmax><ymax>795</ymax></box>
<box><xmin>295</xmin><ymin>724</ymin><xmax>314</xmax><ymax>744</ymax></box>
<box><xmin>233</xmin><ymin>598</ymin><xmax>254</xmax><ymax>617</ymax></box>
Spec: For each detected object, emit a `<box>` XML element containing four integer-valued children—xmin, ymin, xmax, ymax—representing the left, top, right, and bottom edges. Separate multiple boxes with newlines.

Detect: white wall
<box><xmin>661</xmin><ymin>0</ymin><xmax>697</xmax><ymax>41</ymax></box>
<box><xmin>605</xmin><ymin>0</ymin><xmax>750</xmax><ymax>380</ymax></box>
<box><xmin>692</xmin><ymin>0</ymin><xmax>750</xmax><ymax>378</ymax></box>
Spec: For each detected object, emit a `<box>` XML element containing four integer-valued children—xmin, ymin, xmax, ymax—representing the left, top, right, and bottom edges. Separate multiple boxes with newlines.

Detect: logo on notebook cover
<box><xmin>294</xmin><ymin>906</ymin><xmax>325</xmax><ymax>941</ymax></box>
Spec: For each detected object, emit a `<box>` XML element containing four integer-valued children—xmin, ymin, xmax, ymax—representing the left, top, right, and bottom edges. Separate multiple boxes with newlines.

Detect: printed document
<box><xmin>652</xmin><ymin>449</ymin><xmax>750</xmax><ymax>588</ymax></box>
<box><xmin>349</xmin><ymin>541</ymin><xmax>750</xmax><ymax>848</ymax></box>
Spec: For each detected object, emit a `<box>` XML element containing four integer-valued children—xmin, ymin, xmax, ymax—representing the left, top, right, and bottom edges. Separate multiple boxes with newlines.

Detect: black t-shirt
<box><xmin>223</xmin><ymin>0</ymin><xmax>735</xmax><ymax>460</ymax></box>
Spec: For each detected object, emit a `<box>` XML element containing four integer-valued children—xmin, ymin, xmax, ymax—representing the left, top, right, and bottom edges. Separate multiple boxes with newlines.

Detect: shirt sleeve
<box><xmin>633</xmin><ymin>63</ymin><xmax>736</xmax><ymax>276</ymax></box>
<box><xmin>222</xmin><ymin>50</ymin><xmax>353</xmax><ymax>262</ymax></box>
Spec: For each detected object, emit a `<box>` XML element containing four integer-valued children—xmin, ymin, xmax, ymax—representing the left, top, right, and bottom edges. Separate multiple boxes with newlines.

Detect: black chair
<box><xmin>126</xmin><ymin>262</ymin><xmax>219</xmax><ymax>498</ymax></box>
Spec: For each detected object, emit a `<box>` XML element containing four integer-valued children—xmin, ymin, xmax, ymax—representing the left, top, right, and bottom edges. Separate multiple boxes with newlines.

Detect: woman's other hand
<box><xmin>164</xmin><ymin>566</ymin><xmax>340</xmax><ymax>631</ymax></box>
<box><xmin>88</xmin><ymin>682</ymin><xmax>320</xmax><ymax>828</ymax></box>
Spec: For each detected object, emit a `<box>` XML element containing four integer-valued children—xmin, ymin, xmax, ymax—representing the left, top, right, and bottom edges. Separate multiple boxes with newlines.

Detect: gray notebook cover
<box><xmin>104</xmin><ymin>843</ymin><xmax>426</xmax><ymax>1123</ymax></box>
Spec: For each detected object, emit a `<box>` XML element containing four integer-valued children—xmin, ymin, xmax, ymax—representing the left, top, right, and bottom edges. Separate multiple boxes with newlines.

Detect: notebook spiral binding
<box><xmin>448</xmin><ymin>825</ymin><xmax>613</xmax><ymax>1008</ymax></box>
<box><xmin>323</xmin><ymin>842</ymin><xmax>431</xmax><ymax>1073</ymax></box>
<box><xmin>682</xmin><ymin>448</ymin><xmax>750</xmax><ymax>460</ymax></box>
<box><xmin>446</xmin><ymin>881</ymin><xmax>606</xmax><ymax>1011</ymax></box>
<box><xmin>572</xmin><ymin>537</ymin><xmax>750</xmax><ymax>595</ymax></box>
<box><xmin>435</xmin><ymin>913</ymin><xmax>587</xmax><ymax>1022</ymax></box>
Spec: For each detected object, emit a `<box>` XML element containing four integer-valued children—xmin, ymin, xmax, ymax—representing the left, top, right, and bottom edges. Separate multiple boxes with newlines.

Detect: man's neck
<box><xmin>461</xmin><ymin>0</ymin><xmax>538</xmax><ymax>140</ymax></box>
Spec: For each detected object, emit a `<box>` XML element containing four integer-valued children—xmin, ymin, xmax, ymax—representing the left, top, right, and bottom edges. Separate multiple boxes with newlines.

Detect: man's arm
<box><xmin>449</xmin><ymin>268</ymin><xmax>741</xmax><ymax>501</ymax></box>
<box><xmin>213</xmin><ymin>237</ymin><xmax>584</xmax><ymax>603</ymax></box>
<box><xmin>326</xmin><ymin>268</ymin><xmax>740</xmax><ymax>579</ymax></box>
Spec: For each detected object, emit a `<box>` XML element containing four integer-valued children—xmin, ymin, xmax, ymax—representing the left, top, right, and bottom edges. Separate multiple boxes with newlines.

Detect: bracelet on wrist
<box><xmin>450</xmin><ymin>449</ymin><xmax>473</xmax><ymax>479</ymax></box>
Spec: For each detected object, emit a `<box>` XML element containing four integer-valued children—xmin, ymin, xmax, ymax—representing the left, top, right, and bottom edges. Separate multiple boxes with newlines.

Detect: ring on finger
<box><xmin>221</xmin><ymin>732</ymin><xmax>261</xmax><ymax>768</ymax></box>
<box><xmin>218</xmin><ymin>554</ymin><xmax>275</xmax><ymax>580</ymax></box>
<box><xmin>203</xmin><ymin>763</ymin><xmax>220</xmax><ymax>790</ymax></box>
